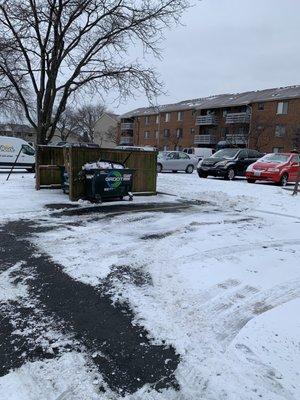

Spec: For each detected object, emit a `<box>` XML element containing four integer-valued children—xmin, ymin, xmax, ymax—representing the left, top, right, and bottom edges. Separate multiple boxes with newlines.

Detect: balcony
<box><xmin>225</xmin><ymin>112</ymin><xmax>250</xmax><ymax>124</ymax></box>
<box><xmin>194</xmin><ymin>134</ymin><xmax>217</xmax><ymax>145</ymax></box>
<box><xmin>225</xmin><ymin>134</ymin><xmax>247</xmax><ymax>144</ymax></box>
<box><xmin>119</xmin><ymin>136</ymin><xmax>133</xmax><ymax>145</ymax></box>
<box><xmin>195</xmin><ymin>115</ymin><xmax>218</xmax><ymax>126</ymax></box>
<box><xmin>121</xmin><ymin>122</ymin><xmax>134</xmax><ymax>130</ymax></box>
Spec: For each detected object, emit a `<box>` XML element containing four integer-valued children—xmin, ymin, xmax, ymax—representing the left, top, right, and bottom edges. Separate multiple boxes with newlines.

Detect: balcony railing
<box><xmin>195</xmin><ymin>115</ymin><xmax>218</xmax><ymax>126</ymax></box>
<box><xmin>225</xmin><ymin>134</ymin><xmax>247</xmax><ymax>144</ymax></box>
<box><xmin>119</xmin><ymin>136</ymin><xmax>133</xmax><ymax>145</ymax></box>
<box><xmin>121</xmin><ymin>122</ymin><xmax>134</xmax><ymax>130</ymax></box>
<box><xmin>194</xmin><ymin>134</ymin><xmax>217</xmax><ymax>145</ymax></box>
<box><xmin>225</xmin><ymin>112</ymin><xmax>250</xmax><ymax>124</ymax></box>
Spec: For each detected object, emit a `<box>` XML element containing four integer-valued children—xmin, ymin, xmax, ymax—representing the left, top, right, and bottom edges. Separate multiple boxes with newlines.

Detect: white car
<box><xmin>115</xmin><ymin>145</ymin><xmax>156</xmax><ymax>152</ymax></box>
<box><xmin>157</xmin><ymin>151</ymin><xmax>198</xmax><ymax>173</ymax></box>
<box><xmin>0</xmin><ymin>136</ymin><xmax>35</xmax><ymax>171</ymax></box>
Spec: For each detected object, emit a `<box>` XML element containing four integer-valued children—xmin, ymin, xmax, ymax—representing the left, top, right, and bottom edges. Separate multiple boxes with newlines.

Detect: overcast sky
<box><xmin>108</xmin><ymin>0</ymin><xmax>300</xmax><ymax>115</ymax></box>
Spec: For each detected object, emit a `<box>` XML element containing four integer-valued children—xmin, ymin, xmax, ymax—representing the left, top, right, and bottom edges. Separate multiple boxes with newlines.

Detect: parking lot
<box><xmin>0</xmin><ymin>171</ymin><xmax>299</xmax><ymax>400</ymax></box>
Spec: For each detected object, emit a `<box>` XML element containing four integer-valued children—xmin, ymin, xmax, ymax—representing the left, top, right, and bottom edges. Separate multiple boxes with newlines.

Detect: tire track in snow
<box><xmin>184</xmin><ymin>238</ymin><xmax>300</xmax><ymax>262</ymax></box>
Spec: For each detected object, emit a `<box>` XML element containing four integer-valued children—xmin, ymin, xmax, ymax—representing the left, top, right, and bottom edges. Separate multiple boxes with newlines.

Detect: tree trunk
<box><xmin>292</xmin><ymin>165</ymin><xmax>300</xmax><ymax>196</ymax></box>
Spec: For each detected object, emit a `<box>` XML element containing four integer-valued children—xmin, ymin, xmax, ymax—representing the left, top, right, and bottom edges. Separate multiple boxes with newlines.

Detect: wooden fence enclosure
<box><xmin>36</xmin><ymin>145</ymin><xmax>157</xmax><ymax>201</ymax></box>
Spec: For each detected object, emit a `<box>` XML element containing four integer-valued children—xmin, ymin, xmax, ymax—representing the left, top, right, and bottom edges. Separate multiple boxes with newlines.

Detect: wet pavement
<box><xmin>0</xmin><ymin>219</ymin><xmax>180</xmax><ymax>395</ymax></box>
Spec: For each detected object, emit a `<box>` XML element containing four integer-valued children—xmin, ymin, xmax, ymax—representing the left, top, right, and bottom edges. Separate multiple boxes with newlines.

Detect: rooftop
<box><xmin>0</xmin><ymin>123</ymin><xmax>34</xmax><ymax>133</ymax></box>
<box><xmin>121</xmin><ymin>85</ymin><xmax>300</xmax><ymax>118</ymax></box>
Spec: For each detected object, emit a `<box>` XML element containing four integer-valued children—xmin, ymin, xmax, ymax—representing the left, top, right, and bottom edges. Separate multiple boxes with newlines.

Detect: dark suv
<box><xmin>197</xmin><ymin>148</ymin><xmax>264</xmax><ymax>180</ymax></box>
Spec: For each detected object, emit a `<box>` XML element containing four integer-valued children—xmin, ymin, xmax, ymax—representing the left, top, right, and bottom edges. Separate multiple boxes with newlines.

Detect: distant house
<box><xmin>0</xmin><ymin>123</ymin><xmax>35</xmax><ymax>145</ymax></box>
<box><xmin>93</xmin><ymin>112</ymin><xmax>119</xmax><ymax>148</ymax></box>
<box><xmin>0</xmin><ymin>122</ymin><xmax>84</xmax><ymax>145</ymax></box>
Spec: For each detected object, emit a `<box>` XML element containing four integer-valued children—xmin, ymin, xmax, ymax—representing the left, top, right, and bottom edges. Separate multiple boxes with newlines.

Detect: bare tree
<box><xmin>55</xmin><ymin>106</ymin><xmax>79</xmax><ymax>142</ymax></box>
<box><xmin>70</xmin><ymin>103</ymin><xmax>105</xmax><ymax>142</ymax></box>
<box><xmin>169</xmin><ymin>128</ymin><xmax>183</xmax><ymax>150</ymax></box>
<box><xmin>0</xmin><ymin>0</ymin><xmax>189</xmax><ymax>144</ymax></box>
<box><xmin>247</xmin><ymin>123</ymin><xmax>275</xmax><ymax>151</ymax></box>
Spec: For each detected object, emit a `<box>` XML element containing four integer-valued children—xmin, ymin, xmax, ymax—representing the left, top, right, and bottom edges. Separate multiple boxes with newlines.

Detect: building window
<box><xmin>190</xmin><ymin>128</ymin><xmax>195</xmax><ymax>134</ymax></box>
<box><xmin>155</xmin><ymin>130</ymin><xmax>159</xmax><ymax>139</ymax></box>
<box><xmin>144</xmin><ymin>131</ymin><xmax>150</xmax><ymax>139</ymax></box>
<box><xmin>273</xmin><ymin>147</ymin><xmax>284</xmax><ymax>153</ymax></box>
<box><xmin>223</xmin><ymin>109</ymin><xmax>228</xmax><ymax>117</ymax></box>
<box><xmin>165</xmin><ymin>113</ymin><xmax>171</xmax><ymax>122</ymax></box>
<box><xmin>177</xmin><ymin>111</ymin><xmax>184</xmax><ymax>121</ymax></box>
<box><xmin>222</xmin><ymin>127</ymin><xmax>229</xmax><ymax>138</ymax></box>
<box><xmin>163</xmin><ymin>145</ymin><xmax>168</xmax><ymax>151</ymax></box>
<box><xmin>237</xmin><ymin>126</ymin><xmax>247</xmax><ymax>135</ymax></box>
<box><xmin>258</xmin><ymin>102</ymin><xmax>265</xmax><ymax>110</ymax></box>
<box><xmin>176</xmin><ymin>128</ymin><xmax>183</xmax><ymax>138</ymax></box>
<box><xmin>275</xmin><ymin>125</ymin><xmax>286</xmax><ymax>137</ymax></box>
<box><xmin>163</xmin><ymin>129</ymin><xmax>170</xmax><ymax>138</ymax></box>
<box><xmin>145</xmin><ymin>116</ymin><xmax>150</xmax><ymax>124</ymax></box>
<box><xmin>155</xmin><ymin>115</ymin><xmax>159</xmax><ymax>124</ymax></box>
<box><xmin>277</xmin><ymin>101</ymin><xmax>288</xmax><ymax>115</ymax></box>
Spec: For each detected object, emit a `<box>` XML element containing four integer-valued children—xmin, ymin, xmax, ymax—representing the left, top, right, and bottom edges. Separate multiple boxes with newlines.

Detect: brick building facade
<box><xmin>119</xmin><ymin>86</ymin><xmax>300</xmax><ymax>153</ymax></box>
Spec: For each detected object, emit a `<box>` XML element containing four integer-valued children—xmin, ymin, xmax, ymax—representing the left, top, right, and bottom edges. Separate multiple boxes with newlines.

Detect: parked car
<box><xmin>197</xmin><ymin>148</ymin><xmax>263</xmax><ymax>180</ymax></box>
<box><xmin>0</xmin><ymin>136</ymin><xmax>35</xmax><ymax>172</ymax></box>
<box><xmin>56</xmin><ymin>142</ymin><xmax>100</xmax><ymax>148</ymax></box>
<box><xmin>157</xmin><ymin>151</ymin><xmax>198</xmax><ymax>173</ymax></box>
<box><xmin>115</xmin><ymin>145</ymin><xmax>156</xmax><ymax>151</ymax></box>
<box><xmin>245</xmin><ymin>152</ymin><xmax>300</xmax><ymax>185</ymax></box>
<box><xmin>183</xmin><ymin>147</ymin><xmax>214</xmax><ymax>160</ymax></box>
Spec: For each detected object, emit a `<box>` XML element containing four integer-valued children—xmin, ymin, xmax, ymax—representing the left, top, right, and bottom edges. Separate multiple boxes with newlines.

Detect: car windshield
<box><xmin>259</xmin><ymin>153</ymin><xmax>290</xmax><ymax>163</ymax></box>
<box><xmin>158</xmin><ymin>152</ymin><xmax>168</xmax><ymax>159</ymax></box>
<box><xmin>211</xmin><ymin>149</ymin><xmax>239</xmax><ymax>159</ymax></box>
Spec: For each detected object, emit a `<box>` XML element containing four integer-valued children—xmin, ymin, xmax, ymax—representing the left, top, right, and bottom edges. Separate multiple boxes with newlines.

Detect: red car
<box><xmin>246</xmin><ymin>152</ymin><xmax>299</xmax><ymax>185</ymax></box>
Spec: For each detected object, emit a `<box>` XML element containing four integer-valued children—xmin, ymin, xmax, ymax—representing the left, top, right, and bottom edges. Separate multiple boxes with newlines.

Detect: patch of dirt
<box><xmin>252</xmin><ymin>301</ymin><xmax>274</xmax><ymax>315</ymax></box>
<box><xmin>217</xmin><ymin>279</ymin><xmax>240</xmax><ymax>289</ymax></box>
<box><xmin>44</xmin><ymin>203</ymin><xmax>80</xmax><ymax>210</ymax></box>
<box><xmin>51</xmin><ymin>200</ymin><xmax>212</xmax><ymax>218</ymax></box>
<box><xmin>101</xmin><ymin>264</ymin><xmax>152</xmax><ymax>291</ymax></box>
<box><xmin>140</xmin><ymin>230</ymin><xmax>178</xmax><ymax>240</ymax></box>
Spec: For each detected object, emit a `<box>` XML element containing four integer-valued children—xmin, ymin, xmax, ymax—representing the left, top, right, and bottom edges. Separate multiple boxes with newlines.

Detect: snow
<box><xmin>82</xmin><ymin>161</ymin><xmax>124</xmax><ymax>170</ymax></box>
<box><xmin>0</xmin><ymin>353</ymin><xmax>108</xmax><ymax>400</ymax></box>
<box><xmin>0</xmin><ymin>171</ymin><xmax>300</xmax><ymax>399</ymax></box>
<box><xmin>0</xmin><ymin>261</ymin><xmax>28</xmax><ymax>302</ymax></box>
<box><xmin>0</xmin><ymin>171</ymin><xmax>71</xmax><ymax>221</ymax></box>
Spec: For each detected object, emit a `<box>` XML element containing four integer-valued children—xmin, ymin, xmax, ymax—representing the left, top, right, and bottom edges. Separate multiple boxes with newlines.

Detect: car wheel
<box><xmin>225</xmin><ymin>168</ymin><xmax>235</xmax><ymax>180</ymax></box>
<box><xmin>185</xmin><ymin>165</ymin><xmax>194</xmax><ymax>174</ymax></box>
<box><xmin>198</xmin><ymin>171</ymin><xmax>208</xmax><ymax>178</ymax></box>
<box><xmin>157</xmin><ymin>163</ymin><xmax>162</xmax><ymax>173</ymax></box>
<box><xmin>247</xmin><ymin>179</ymin><xmax>256</xmax><ymax>184</ymax></box>
<box><xmin>278</xmin><ymin>173</ymin><xmax>288</xmax><ymax>186</ymax></box>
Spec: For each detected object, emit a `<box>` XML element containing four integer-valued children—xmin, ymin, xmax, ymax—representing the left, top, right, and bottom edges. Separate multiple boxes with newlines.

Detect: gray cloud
<box><xmin>107</xmin><ymin>0</ymin><xmax>300</xmax><ymax>114</ymax></box>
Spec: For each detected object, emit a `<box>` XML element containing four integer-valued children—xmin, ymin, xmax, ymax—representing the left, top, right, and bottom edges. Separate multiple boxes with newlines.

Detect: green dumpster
<box><xmin>82</xmin><ymin>160</ymin><xmax>134</xmax><ymax>202</ymax></box>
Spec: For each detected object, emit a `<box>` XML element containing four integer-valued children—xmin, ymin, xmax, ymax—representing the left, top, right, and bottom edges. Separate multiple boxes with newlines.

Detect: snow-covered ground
<box><xmin>0</xmin><ymin>171</ymin><xmax>299</xmax><ymax>400</ymax></box>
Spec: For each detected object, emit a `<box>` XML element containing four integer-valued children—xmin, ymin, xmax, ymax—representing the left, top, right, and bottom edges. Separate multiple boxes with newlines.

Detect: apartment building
<box><xmin>119</xmin><ymin>86</ymin><xmax>300</xmax><ymax>153</ymax></box>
